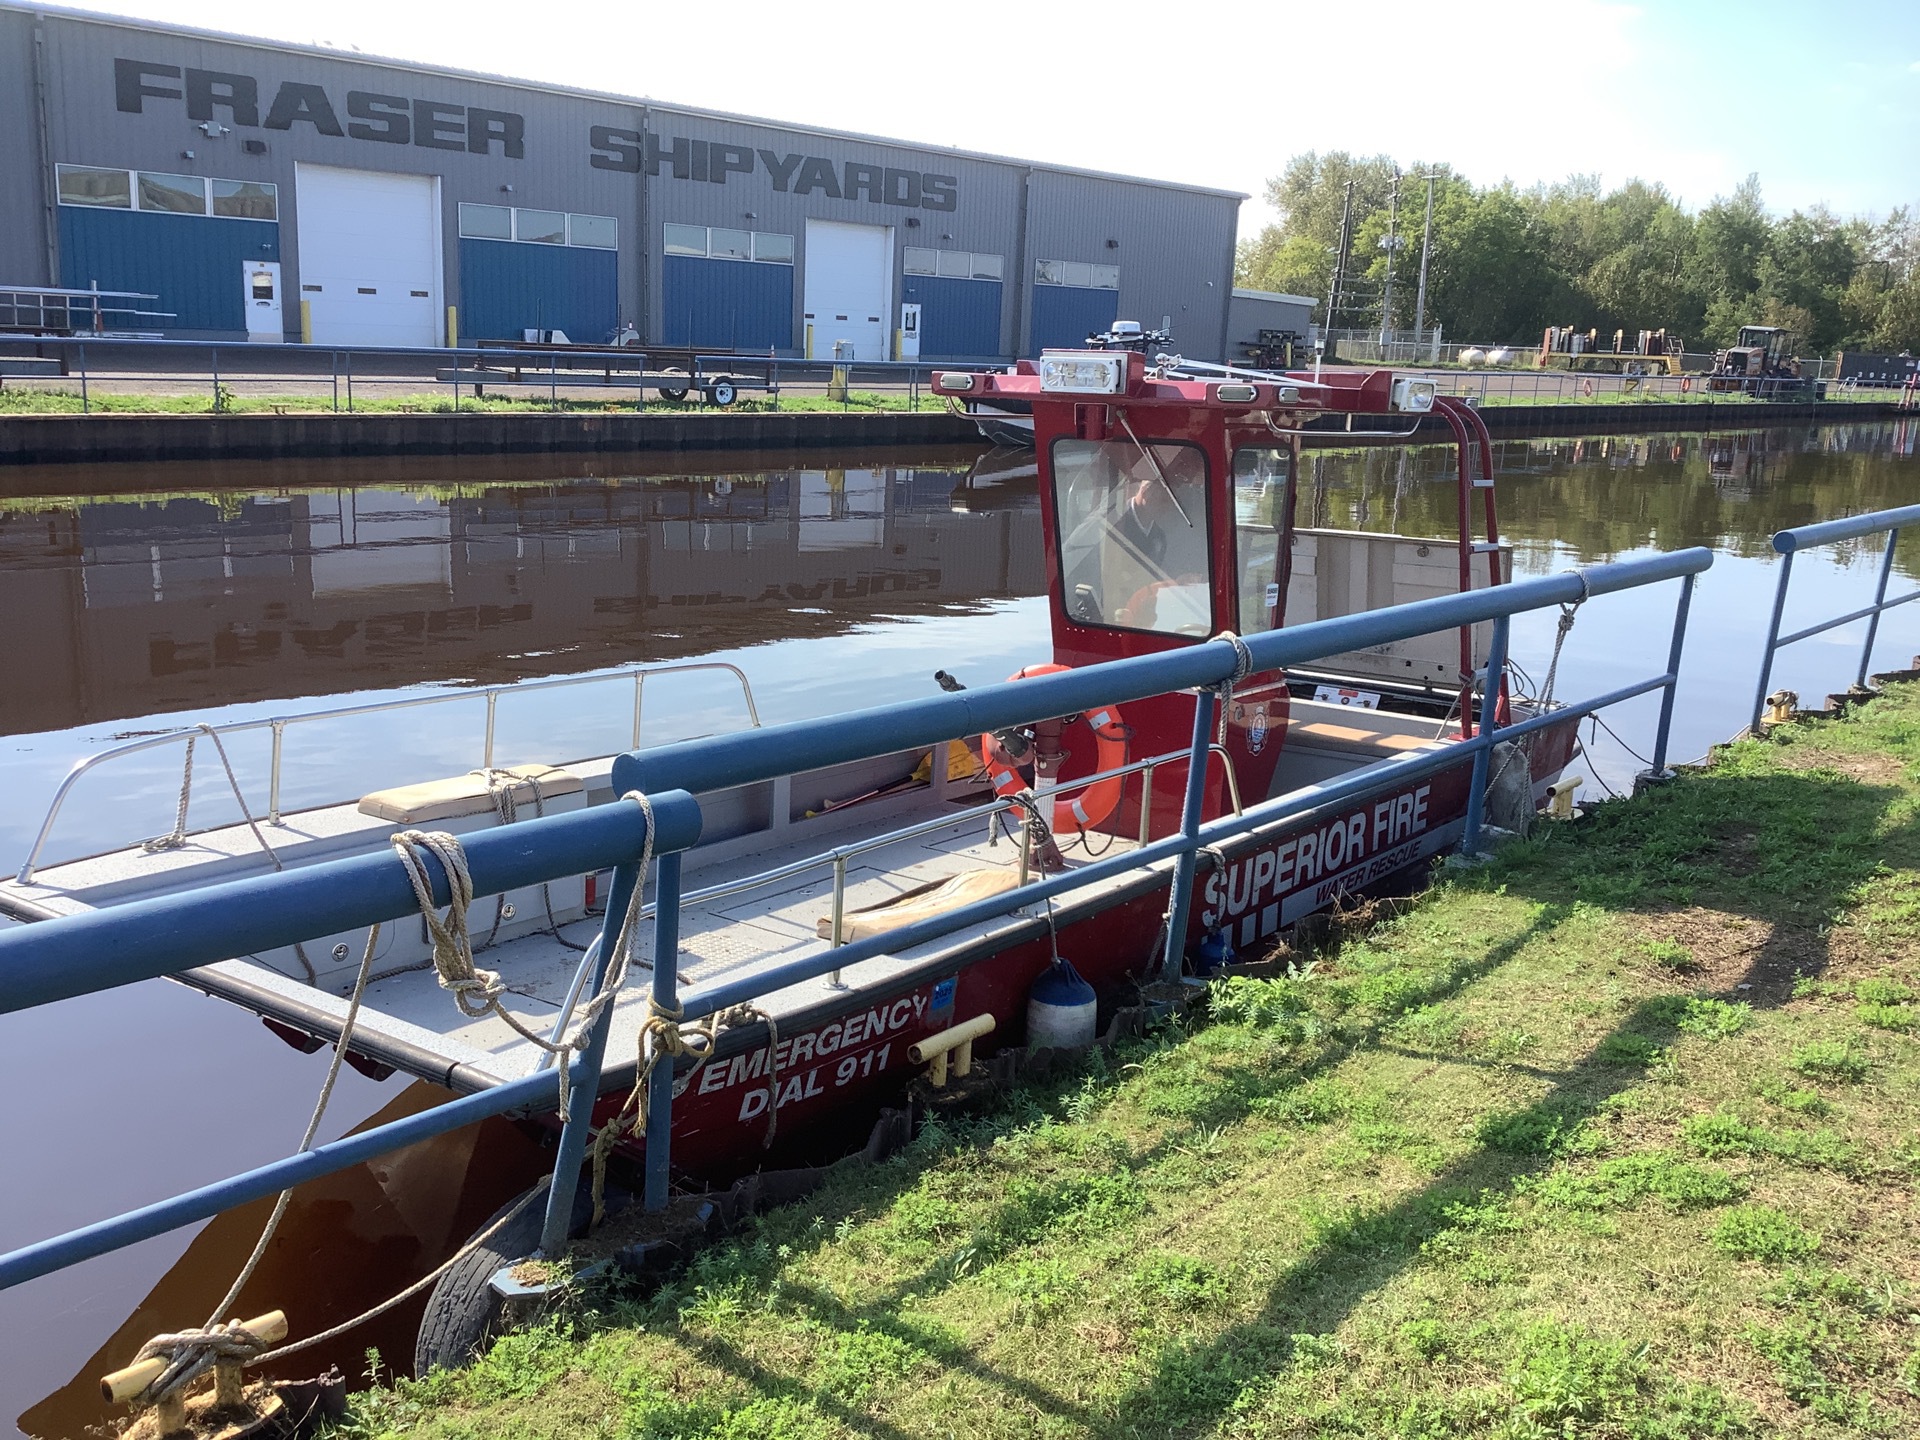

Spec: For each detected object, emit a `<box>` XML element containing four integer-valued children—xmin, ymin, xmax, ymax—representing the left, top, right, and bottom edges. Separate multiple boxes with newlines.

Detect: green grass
<box><xmin>335</xmin><ymin>687</ymin><xmax>1920</xmax><ymax>1438</ymax></box>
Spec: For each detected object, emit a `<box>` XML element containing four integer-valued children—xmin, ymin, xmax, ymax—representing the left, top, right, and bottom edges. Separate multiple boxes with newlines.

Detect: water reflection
<box><xmin>0</xmin><ymin>455</ymin><xmax>1040</xmax><ymax>734</ymax></box>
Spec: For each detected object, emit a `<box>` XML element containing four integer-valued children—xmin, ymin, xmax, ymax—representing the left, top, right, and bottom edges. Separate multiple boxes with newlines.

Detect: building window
<box><xmin>664</xmin><ymin>223</ymin><xmax>706</xmax><ymax>256</ymax></box>
<box><xmin>458</xmin><ymin>202</ymin><xmax>513</xmax><ymax>239</ymax></box>
<box><xmin>514</xmin><ymin>209</ymin><xmax>567</xmax><ymax>245</ymax></box>
<box><xmin>137</xmin><ymin>172</ymin><xmax>208</xmax><ymax>214</ymax></box>
<box><xmin>568</xmin><ymin>213</ymin><xmax>617</xmax><ymax>249</ymax></box>
<box><xmin>461</xmin><ymin>203</ymin><xmax>616</xmax><ymax>249</ymax></box>
<box><xmin>665</xmin><ymin>225</ymin><xmax>794</xmax><ymax>264</ymax></box>
<box><xmin>211</xmin><ymin>179</ymin><xmax>277</xmax><ymax>220</ymax></box>
<box><xmin>1036</xmin><ymin>257</ymin><xmax>1120</xmax><ymax>289</ymax></box>
<box><xmin>708</xmin><ymin>227</ymin><xmax>751</xmax><ymax>261</ymax></box>
<box><xmin>751</xmin><ymin>231</ymin><xmax>793</xmax><ymax>264</ymax></box>
<box><xmin>904</xmin><ymin>246</ymin><xmax>1002</xmax><ymax>281</ymax></box>
<box><xmin>58</xmin><ymin>165</ymin><xmax>277</xmax><ymax>221</ymax></box>
<box><xmin>56</xmin><ymin>165</ymin><xmax>131</xmax><ymax>208</ymax></box>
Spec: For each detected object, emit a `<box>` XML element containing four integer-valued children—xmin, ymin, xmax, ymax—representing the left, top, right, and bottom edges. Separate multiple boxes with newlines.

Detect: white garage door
<box><xmin>803</xmin><ymin>220</ymin><xmax>892</xmax><ymax>362</ymax></box>
<box><xmin>295</xmin><ymin>165</ymin><xmax>441</xmax><ymax>348</ymax></box>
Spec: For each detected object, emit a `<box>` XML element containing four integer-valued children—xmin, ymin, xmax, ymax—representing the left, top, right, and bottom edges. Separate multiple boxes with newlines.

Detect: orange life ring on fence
<box><xmin>1679</xmin><ymin>375</ymin><xmax>1692</xmax><ymax>393</ymax></box>
<box><xmin>980</xmin><ymin>662</ymin><xmax>1128</xmax><ymax>836</ymax></box>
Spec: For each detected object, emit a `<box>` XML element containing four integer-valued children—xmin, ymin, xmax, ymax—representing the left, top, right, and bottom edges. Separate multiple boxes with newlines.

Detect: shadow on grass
<box><xmin>593</xmin><ymin>762</ymin><xmax>1915</xmax><ymax>1436</ymax></box>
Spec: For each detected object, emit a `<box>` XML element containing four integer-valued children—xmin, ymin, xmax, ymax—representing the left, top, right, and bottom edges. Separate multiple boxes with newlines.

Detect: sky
<box><xmin>59</xmin><ymin>0</ymin><xmax>1920</xmax><ymax>237</ymax></box>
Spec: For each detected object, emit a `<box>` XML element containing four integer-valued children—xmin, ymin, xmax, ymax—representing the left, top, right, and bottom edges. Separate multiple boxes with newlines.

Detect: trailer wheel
<box><xmin>657</xmin><ymin>369</ymin><xmax>690</xmax><ymax>402</ymax></box>
<box><xmin>707</xmin><ymin>380</ymin><xmax>738</xmax><ymax>408</ymax></box>
<box><xmin>415</xmin><ymin>1181</ymin><xmax>590</xmax><ymax>1374</ymax></box>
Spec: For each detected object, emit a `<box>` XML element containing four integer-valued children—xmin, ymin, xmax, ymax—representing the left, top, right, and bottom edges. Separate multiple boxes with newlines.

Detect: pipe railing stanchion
<box><xmin>1648</xmin><ymin>572</ymin><xmax>1696</xmax><ymax>778</ymax></box>
<box><xmin>1156</xmin><ymin>689</ymin><xmax>1218</xmax><ymax>981</ymax></box>
<box><xmin>1461</xmin><ymin>615</ymin><xmax>1510</xmax><ymax>856</ymax></box>
<box><xmin>540</xmin><ymin>854</ymin><xmax>643</xmax><ymax>1254</ymax></box>
<box><xmin>1751</xmin><ymin>550</ymin><xmax>1795</xmax><ymax>733</ymax></box>
<box><xmin>78</xmin><ymin>342</ymin><xmax>88</xmax><ymax>413</ymax></box>
<box><xmin>643</xmin><ymin>850</ymin><xmax>683</xmax><ymax>1213</ymax></box>
<box><xmin>1859</xmin><ymin>526</ymin><xmax>1900</xmax><ymax>689</ymax></box>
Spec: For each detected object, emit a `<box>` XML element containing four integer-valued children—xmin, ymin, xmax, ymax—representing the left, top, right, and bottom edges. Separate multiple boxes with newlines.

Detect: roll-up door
<box><xmin>802</xmin><ymin>220</ymin><xmax>891</xmax><ymax>362</ymax></box>
<box><xmin>294</xmin><ymin>165</ymin><xmax>441</xmax><ymax>347</ymax></box>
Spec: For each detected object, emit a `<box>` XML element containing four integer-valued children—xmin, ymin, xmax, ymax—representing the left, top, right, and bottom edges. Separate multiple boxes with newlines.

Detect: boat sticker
<box><xmin>930</xmin><ymin>975</ymin><xmax>957</xmax><ymax>1019</ymax></box>
<box><xmin>1248</xmin><ymin>703</ymin><xmax>1269</xmax><ymax>754</ymax></box>
<box><xmin>1264</xmin><ymin>581</ymin><xmax>1280</xmax><ymax>609</ymax></box>
<box><xmin>696</xmin><ymin>987</ymin><xmax>932</xmax><ymax>1122</ymax></box>
<box><xmin>1312</xmin><ymin>684</ymin><xmax>1381</xmax><ymax>709</ymax></box>
<box><xmin>1200</xmin><ymin>783</ymin><xmax>1435</xmax><ymax>935</ymax></box>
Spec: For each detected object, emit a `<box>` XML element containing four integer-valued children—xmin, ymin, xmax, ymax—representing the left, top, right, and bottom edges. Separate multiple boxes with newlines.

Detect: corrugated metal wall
<box><xmin>0</xmin><ymin>10</ymin><xmax>49</xmax><ymax>286</ymax></box>
<box><xmin>457</xmin><ymin>238</ymin><xmax>617</xmax><ymax>342</ymax></box>
<box><xmin>13</xmin><ymin>5</ymin><xmax>1243</xmax><ymax>354</ymax></box>
<box><xmin>661</xmin><ymin>255</ymin><xmax>793</xmax><ymax>351</ymax></box>
<box><xmin>1030</xmin><ymin>285</ymin><xmax>1120</xmax><ymax>353</ymax></box>
<box><xmin>58</xmin><ymin>208</ymin><xmax>278</xmax><ymax>331</ymax></box>
<box><xmin>1025</xmin><ymin>171</ymin><xmax>1237</xmax><ymax>359</ymax></box>
<box><xmin>901</xmin><ymin>275</ymin><xmax>1001</xmax><ymax>359</ymax></box>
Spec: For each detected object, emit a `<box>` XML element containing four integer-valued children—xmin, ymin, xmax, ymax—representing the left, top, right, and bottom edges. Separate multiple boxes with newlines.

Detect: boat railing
<box><xmin>0</xmin><ymin>546</ymin><xmax>1708</xmax><ymax>1290</ymax></box>
<box><xmin>14</xmin><ymin>661</ymin><xmax>762</xmax><ymax>885</ymax></box>
<box><xmin>1751</xmin><ymin>504</ymin><xmax>1920</xmax><ymax>731</ymax></box>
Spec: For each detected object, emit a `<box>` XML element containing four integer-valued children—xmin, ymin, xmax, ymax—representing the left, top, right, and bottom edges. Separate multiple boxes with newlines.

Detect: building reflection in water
<box><xmin>0</xmin><ymin>458</ymin><xmax>1044</xmax><ymax>735</ymax></box>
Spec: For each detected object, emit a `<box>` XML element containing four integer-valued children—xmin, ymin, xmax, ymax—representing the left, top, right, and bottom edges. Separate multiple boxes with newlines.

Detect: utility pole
<box><xmin>1414</xmin><ymin>171</ymin><xmax>1439</xmax><ymax>346</ymax></box>
<box><xmin>1325</xmin><ymin>179</ymin><xmax>1354</xmax><ymax>343</ymax></box>
<box><xmin>1378</xmin><ymin>169</ymin><xmax>1401</xmax><ymax>347</ymax></box>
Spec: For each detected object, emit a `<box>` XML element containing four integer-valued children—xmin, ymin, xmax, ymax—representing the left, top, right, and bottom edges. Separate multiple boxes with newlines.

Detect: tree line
<box><xmin>1235</xmin><ymin>154</ymin><xmax>1920</xmax><ymax>355</ymax></box>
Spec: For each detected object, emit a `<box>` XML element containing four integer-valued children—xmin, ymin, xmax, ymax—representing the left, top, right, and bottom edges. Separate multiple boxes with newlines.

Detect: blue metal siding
<box><xmin>459</xmin><ymin>239</ymin><xmax>619</xmax><ymax>344</ymax></box>
<box><xmin>661</xmin><ymin>256</ymin><xmax>793</xmax><ymax>351</ymax></box>
<box><xmin>902</xmin><ymin>275</ymin><xmax>1001</xmax><ymax>358</ymax></box>
<box><xmin>57</xmin><ymin>208</ymin><xmax>278</xmax><ymax>334</ymax></box>
<box><xmin>1030</xmin><ymin>285</ymin><xmax>1119</xmax><ymax>354</ymax></box>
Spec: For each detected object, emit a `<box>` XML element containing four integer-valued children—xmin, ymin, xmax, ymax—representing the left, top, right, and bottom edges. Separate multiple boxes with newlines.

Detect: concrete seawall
<box><xmin>0</xmin><ymin>399</ymin><xmax>1899</xmax><ymax>468</ymax></box>
<box><xmin>0</xmin><ymin>408</ymin><xmax>982</xmax><ymax>467</ymax></box>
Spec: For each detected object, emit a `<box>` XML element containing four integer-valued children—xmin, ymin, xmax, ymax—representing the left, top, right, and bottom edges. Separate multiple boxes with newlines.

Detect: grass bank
<box><xmin>348</xmin><ymin>693</ymin><xmax>1920</xmax><ymax>1437</ymax></box>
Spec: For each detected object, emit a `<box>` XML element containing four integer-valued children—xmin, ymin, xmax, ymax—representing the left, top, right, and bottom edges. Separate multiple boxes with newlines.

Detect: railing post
<box><xmin>1750</xmin><ymin>550</ymin><xmax>1795</xmax><ymax>732</ymax></box>
<box><xmin>540</xmin><ymin>853</ymin><xmax>642</xmax><ymax>1254</ymax></box>
<box><xmin>484</xmin><ymin>692</ymin><xmax>499</xmax><ymax>769</ymax></box>
<box><xmin>643</xmin><ymin>850</ymin><xmax>682</xmax><ymax>1212</ymax></box>
<box><xmin>1156</xmin><ymin>688</ymin><xmax>1217</xmax><ymax>981</ymax></box>
<box><xmin>210</xmin><ymin>345</ymin><xmax>220</xmax><ymax>412</ymax></box>
<box><xmin>632</xmin><ymin>672</ymin><xmax>646</xmax><ymax>749</ymax></box>
<box><xmin>1460</xmin><ymin>615</ymin><xmax>1510</xmax><ymax>856</ymax></box>
<box><xmin>827</xmin><ymin>852</ymin><xmax>847</xmax><ymax>989</ymax></box>
<box><xmin>78</xmin><ymin>342</ymin><xmax>89</xmax><ymax>414</ymax></box>
<box><xmin>1648</xmin><ymin>573</ymin><xmax>1695</xmax><ymax>778</ymax></box>
<box><xmin>1858</xmin><ymin>526</ymin><xmax>1900</xmax><ymax>689</ymax></box>
<box><xmin>267</xmin><ymin>720</ymin><xmax>286</xmax><ymax>825</ymax></box>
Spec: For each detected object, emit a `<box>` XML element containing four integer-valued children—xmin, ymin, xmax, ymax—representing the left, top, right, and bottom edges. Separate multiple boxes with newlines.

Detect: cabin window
<box><xmin>1233</xmin><ymin>447</ymin><xmax>1291</xmax><ymax>635</ymax></box>
<box><xmin>1052</xmin><ymin>437</ymin><xmax>1212</xmax><ymax>636</ymax></box>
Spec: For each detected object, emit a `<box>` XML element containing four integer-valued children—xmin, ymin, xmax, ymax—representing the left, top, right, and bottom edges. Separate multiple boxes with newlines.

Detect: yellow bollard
<box><xmin>909</xmin><ymin>1013</ymin><xmax>996</xmax><ymax>1087</ymax></box>
<box><xmin>298</xmin><ymin>299</ymin><xmax>312</xmax><ymax>345</ymax></box>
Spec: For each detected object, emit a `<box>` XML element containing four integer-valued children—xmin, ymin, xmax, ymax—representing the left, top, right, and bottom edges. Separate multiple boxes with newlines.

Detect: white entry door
<box><xmin>294</xmin><ymin>165</ymin><xmax>441</xmax><ymax>347</ymax></box>
<box><xmin>802</xmin><ymin>220</ymin><xmax>891</xmax><ymax>361</ymax></box>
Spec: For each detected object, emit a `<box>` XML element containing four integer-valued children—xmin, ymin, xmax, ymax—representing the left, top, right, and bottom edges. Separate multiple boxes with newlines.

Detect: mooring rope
<box><xmin>1209</xmin><ymin>629</ymin><xmax>1255</xmax><ymax>746</ymax></box>
<box><xmin>470</xmin><ymin>766</ymin><xmax>588</xmax><ymax>953</ymax></box>
<box><xmin>588</xmin><ymin>998</ymin><xmax>778</xmax><ymax>1225</ymax></box>
<box><xmin>387</xmin><ymin>789</ymin><xmax>658</xmax><ymax>1121</ymax></box>
<box><xmin>1536</xmin><ymin>569</ymin><xmax>1591</xmax><ymax>711</ymax></box>
<box><xmin>132</xmin><ymin>1318</ymin><xmax>274</xmax><ymax>1408</ymax></box>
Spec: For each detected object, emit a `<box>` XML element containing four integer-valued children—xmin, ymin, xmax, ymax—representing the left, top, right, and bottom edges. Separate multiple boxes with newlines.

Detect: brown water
<box><xmin>3</xmin><ymin>420</ymin><xmax>1917</xmax><ymax>1436</ymax></box>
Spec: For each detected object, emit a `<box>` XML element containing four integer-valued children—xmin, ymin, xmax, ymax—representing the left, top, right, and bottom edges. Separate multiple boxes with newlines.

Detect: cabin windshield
<box><xmin>1052</xmin><ymin>436</ymin><xmax>1212</xmax><ymax>635</ymax></box>
<box><xmin>1233</xmin><ymin>446</ymin><xmax>1291</xmax><ymax>636</ymax></box>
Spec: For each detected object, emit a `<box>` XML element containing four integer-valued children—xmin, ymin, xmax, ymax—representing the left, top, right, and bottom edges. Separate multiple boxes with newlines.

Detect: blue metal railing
<box><xmin>1751</xmin><ymin>504</ymin><xmax>1920</xmax><ymax>731</ymax></box>
<box><xmin>0</xmin><ymin>548</ymin><xmax>1709</xmax><ymax>1297</ymax></box>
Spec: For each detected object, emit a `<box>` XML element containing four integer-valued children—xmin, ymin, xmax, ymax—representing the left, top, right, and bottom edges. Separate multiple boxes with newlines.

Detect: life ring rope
<box><xmin>981</xmin><ymin>664</ymin><xmax>1128</xmax><ymax>835</ymax></box>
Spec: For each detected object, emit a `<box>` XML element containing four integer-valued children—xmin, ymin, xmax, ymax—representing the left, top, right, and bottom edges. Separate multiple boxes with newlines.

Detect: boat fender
<box><xmin>1026</xmin><ymin>957</ymin><xmax>1098</xmax><ymax>1051</ymax></box>
<box><xmin>1193</xmin><ymin>928</ymin><xmax>1234</xmax><ymax>975</ymax></box>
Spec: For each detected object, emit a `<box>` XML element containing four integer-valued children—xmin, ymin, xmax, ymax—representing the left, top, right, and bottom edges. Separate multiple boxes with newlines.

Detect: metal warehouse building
<box><xmin>0</xmin><ymin>4</ymin><xmax>1245</xmax><ymax>362</ymax></box>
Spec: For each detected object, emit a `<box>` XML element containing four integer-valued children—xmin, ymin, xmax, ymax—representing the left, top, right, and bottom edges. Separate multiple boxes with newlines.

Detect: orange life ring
<box><xmin>979</xmin><ymin>662</ymin><xmax>1128</xmax><ymax>835</ymax></box>
<box><xmin>1680</xmin><ymin>375</ymin><xmax>1692</xmax><ymax>393</ymax></box>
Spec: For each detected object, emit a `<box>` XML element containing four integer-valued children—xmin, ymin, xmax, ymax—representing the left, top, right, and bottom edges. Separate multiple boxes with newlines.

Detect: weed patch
<box><xmin>1713</xmin><ymin>1205</ymin><xmax>1822</xmax><ymax>1263</ymax></box>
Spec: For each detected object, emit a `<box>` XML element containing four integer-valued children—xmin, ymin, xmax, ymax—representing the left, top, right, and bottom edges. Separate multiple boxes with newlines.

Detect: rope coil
<box><xmin>388</xmin><ymin>789</ymin><xmax>658</xmax><ymax>1121</ymax></box>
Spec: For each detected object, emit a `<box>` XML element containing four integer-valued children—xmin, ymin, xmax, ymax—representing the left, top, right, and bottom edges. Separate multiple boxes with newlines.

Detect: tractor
<box><xmin>1709</xmin><ymin>326</ymin><xmax>1804</xmax><ymax>395</ymax></box>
